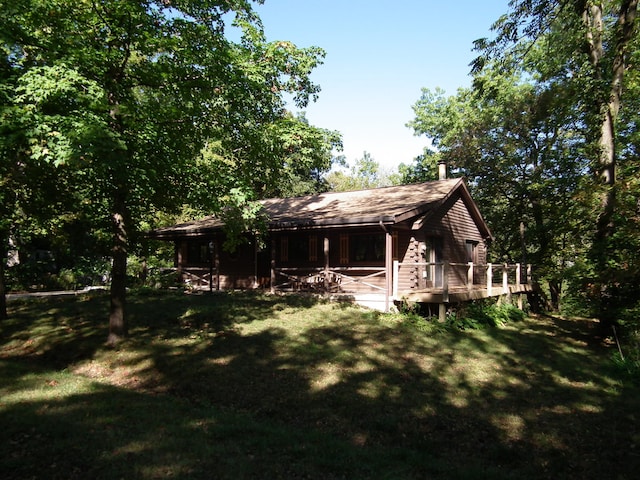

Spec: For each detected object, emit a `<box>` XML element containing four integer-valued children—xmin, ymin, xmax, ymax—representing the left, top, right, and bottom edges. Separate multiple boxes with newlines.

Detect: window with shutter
<box><xmin>280</xmin><ymin>236</ymin><xmax>288</xmax><ymax>262</ymax></box>
<box><xmin>339</xmin><ymin>234</ymin><xmax>349</xmax><ymax>264</ymax></box>
<box><xmin>309</xmin><ymin>235</ymin><xmax>318</xmax><ymax>262</ymax></box>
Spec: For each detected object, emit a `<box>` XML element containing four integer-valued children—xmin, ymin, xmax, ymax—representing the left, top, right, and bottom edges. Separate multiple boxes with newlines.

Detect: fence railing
<box><xmin>272</xmin><ymin>266</ymin><xmax>386</xmax><ymax>293</ymax></box>
<box><xmin>393</xmin><ymin>261</ymin><xmax>533</xmax><ymax>301</ymax></box>
<box><xmin>178</xmin><ymin>262</ymin><xmax>533</xmax><ymax>303</ymax></box>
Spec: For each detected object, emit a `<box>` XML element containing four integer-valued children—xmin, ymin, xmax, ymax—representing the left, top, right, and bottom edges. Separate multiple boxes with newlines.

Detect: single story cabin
<box><xmin>149</xmin><ymin>177</ymin><xmax>534</xmax><ymax>315</ymax></box>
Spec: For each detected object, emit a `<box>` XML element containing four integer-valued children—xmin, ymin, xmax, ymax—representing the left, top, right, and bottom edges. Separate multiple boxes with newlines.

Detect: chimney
<box><xmin>438</xmin><ymin>160</ymin><xmax>447</xmax><ymax>180</ymax></box>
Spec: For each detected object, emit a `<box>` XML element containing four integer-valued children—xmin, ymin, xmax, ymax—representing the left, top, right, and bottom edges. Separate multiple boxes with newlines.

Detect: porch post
<box><xmin>270</xmin><ymin>237</ymin><xmax>276</xmax><ymax>293</ymax></box>
<box><xmin>385</xmin><ymin>230</ymin><xmax>393</xmax><ymax>312</ymax></box>
<box><xmin>209</xmin><ymin>240</ymin><xmax>214</xmax><ymax>293</ymax></box>
<box><xmin>324</xmin><ymin>235</ymin><xmax>330</xmax><ymax>292</ymax></box>
<box><xmin>215</xmin><ymin>245</ymin><xmax>220</xmax><ymax>291</ymax></box>
<box><xmin>392</xmin><ymin>260</ymin><xmax>399</xmax><ymax>299</ymax></box>
<box><xmin>253</xmin><ymin>235</ymin><xmax>259</xmax><ymax>289</ymax></box>
<box><xmin>175</xmin><ymin>241</ymin><xmax>183</xmax><ymax>282</ymax></box>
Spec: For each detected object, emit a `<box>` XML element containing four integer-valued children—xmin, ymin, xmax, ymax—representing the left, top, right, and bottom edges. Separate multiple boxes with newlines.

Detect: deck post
<box><xmin>517</xmin><ymin>293</ymin><xmax>524</xmax><ymax>310</ymax></box>
<box><xmin>393</xmin><ymin>260</ymin><xmax>399</xmax><ymax>299</ymax></box>
<box><xmin>502</xmin><ymin>263</ymin><xmax>508</xmax><ymax>295</ymax></box>
<box><xmin>486</xmin><ymin>263</ymin><xmax>492</xmax><ymax>296</ymax></box>
<box><xmin>385</xmin><ymin>230</ymin><xmax>393</xmax><ymax>312</ymax></box>
<box><xmin>442</xmin><ymin>262</ymin><xmax>449</xmax><ymax>303</ymax></box>
<box><xmin>439</xmin><ymin>303</ymin><xmax>446</xmax><ymax>322</ymax></box>
<box><xmin>467</xmin><ymin>261</ymin><xmax>474</xmax><ymax>290</ymax></box>
<box><xmin>527</xmin><ymin>264</ymin><xmax>533</xmax><ymax>284</ymax></box>
<box><xmin>439</xmin><ymin>263</ymin><xmax>449</xmax><ymax>322</ymax></box>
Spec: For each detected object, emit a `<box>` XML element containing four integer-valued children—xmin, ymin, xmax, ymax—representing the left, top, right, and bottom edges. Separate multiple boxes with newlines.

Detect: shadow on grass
<box><xmin>2</xmin><ymin>292</ymin><xmax>640</xmax><ymax>479</ymax></box>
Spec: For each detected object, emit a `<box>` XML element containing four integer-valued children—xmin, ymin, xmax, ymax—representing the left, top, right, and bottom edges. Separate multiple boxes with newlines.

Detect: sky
<box><xmin>249</xmin><ymin>0</ymin><xmax>512</xmax><ymax>171</ymax></box>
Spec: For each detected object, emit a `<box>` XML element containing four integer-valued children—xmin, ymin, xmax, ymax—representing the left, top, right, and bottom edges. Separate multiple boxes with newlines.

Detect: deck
<box><xmin>401</xmin><ymin>284</ymin><xmax>537</xmax><ymax>304</ymax></box>
<box><xmin>176</xmin><ymin>261</ymin><xmax>538</xmax><ymax>315</ymax></box>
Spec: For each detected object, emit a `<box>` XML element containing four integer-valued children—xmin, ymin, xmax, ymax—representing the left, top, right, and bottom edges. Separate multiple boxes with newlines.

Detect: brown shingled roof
<box><xmin>150</xmin><ymin>178</ymin><xmax>491</xmax><ymax>239</ymax></box>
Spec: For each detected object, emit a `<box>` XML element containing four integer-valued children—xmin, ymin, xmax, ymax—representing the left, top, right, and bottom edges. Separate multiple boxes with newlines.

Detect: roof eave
<box><xmin>149</xmin><ymin>215</ymin><xmax>397</xmax><ymax>238</ymax></box>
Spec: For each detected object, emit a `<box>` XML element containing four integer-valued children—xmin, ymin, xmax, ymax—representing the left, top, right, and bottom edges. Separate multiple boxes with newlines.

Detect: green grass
<box><xmin>1</xmin><ymin>290</ymin><xmax>639</xmax><ymax>479</ymax></box>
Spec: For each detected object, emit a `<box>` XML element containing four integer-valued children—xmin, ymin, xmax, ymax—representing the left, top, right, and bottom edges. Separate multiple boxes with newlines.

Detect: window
<box><xmin>421</xmin><ymin>240</ymin><xmax>433</xmax><ymax>281</ymax></box>
<box><xmin>422</xmin><ymin>237</ymin><xmax>443</xmax><ymax>285</ymax></box>
<box><xmin>349</xmin><ymin>234</ymin><xmax>385</xmax><ymax>263</ymax></box>
<box><xmin>280</xmin><ymin>236</ymin><xmax>289</xmax><ymax>262</ymax></box>
<box><xmin>465</xmin><ymin>240</ymin><xmax>479</xmax><ymax>264</ymax></box>
<box><xmin>186</xmin><ymin>241</ymin><xmax>211</xmax><ymax>266</ymax></box>
<box><xmin>309</xmin><ymin>235</ymin><xmax>318</xmax><ymax>262</ymax></box>
<box><xmin>289</xmin><ymin>236</ymin><xmax>308</xmax><ymax>263</ymax></box>
<box><xmin>280</xmin><ymin>235</ymin><xmax>318</xmax><ymax>263</ymax></box>
<box><xmin>339</xmin><ymin>235</ymin><xmax>349</xmax><ymax>264</ymax></box>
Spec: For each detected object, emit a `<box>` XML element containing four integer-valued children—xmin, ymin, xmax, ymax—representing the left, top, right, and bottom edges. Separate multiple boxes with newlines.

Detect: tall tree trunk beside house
<box><xmin>581</xmin><ymin>0</ymin><xmax>638</xmax><ymax>326</ymax></box>
<box><xmin>469</xmin><ymin>0</ymin><xmax>638</xmax><ymax>319</ymax></box>
<box><xmin>108</xmin><ymin>194</ymin><xmax>128</xmax><ymax>345</ymax></box>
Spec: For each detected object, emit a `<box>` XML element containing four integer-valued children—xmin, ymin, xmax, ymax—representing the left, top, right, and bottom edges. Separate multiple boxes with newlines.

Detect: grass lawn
<box><xmin>1</xmin><ymin>290</ymin><xmax>639</xmax><ymax>479</ymax></box>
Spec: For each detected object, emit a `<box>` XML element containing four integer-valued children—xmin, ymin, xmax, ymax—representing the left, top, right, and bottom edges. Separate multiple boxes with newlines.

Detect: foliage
<box><xmin>470</xmin><ymin>0</ymin><xmax>640</xmax><ymax>326</ymax></box>
<box><xmin>407</xmin><ymin>0</ymin><xmax>640</xmax><ymax>324</ymax></box>
<box><xmin>383</xmin><ymin>308</ymin><xmax>448</xmax><ymax>335</ymax></box>
<box><xmin>0</xmin><ymin>0</ymin><xmax>340</xmax><ymax>338</ymax></box>
<box><xmin>390</xmin><ymin>299</ymin><xmax>526</xmax><ymax>333</ymax></box>
<box><xmin>325</xmin><ymin>151</ymin><xmax>399</xmax><ymax>192</ymax></box>
<box><xmin>6</xmin><ymin>255</ymin><xmax>111</xmax><ymax>292</ymax></box>
<box><xmin>612</xmin><ymin>310</ymin><xmax>640</xmax><ymax>378</ymax></box>
<box><xmin>407</xmin><ymin>67</ymin><xmax>588</xmax><ymax>310</ymax></box>
<box><xmin>448</xmin><ymin>300</ymin><xmax>526</xmax><ymax>330</ymax></box>
<box><xmin>396</xmin><ymin>149</ymin><xmax>440</xmax><ymax>184</ymax></box>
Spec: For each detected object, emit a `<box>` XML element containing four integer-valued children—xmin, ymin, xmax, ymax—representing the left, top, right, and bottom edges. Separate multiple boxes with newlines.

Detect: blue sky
<box><xmin>251</xmin><ymin>0</ymin><xmax>511</xmax><ymax>171</ymax></box>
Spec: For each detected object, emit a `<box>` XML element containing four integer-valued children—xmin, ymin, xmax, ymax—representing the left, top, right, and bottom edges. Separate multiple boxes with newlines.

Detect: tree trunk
<box><xmin>582</xmin><ymin>0</ymin><xmax>638</xmax><ymax>325</ymax></box>
<box><xmin>548</xmin><ymin>278</ymin><xmax>561</xmax><ymax>311</ymax></box>
<box><xmin>107</xmin><ymin>193</ymin><xmax>128</xmax><ymax>345</ymax></box>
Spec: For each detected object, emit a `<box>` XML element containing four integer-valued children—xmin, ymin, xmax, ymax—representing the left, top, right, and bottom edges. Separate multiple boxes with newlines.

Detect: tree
<box><xmin>473</xmin><ymin>0</ymin><xmax>638</xmax><ymax>323</ymax></box>
<box><xmin>1</xmin><ymin>49</ymin><xmax>83</xmax><ymax>318</ymax></box>
<box><xmin>396</xmin><ymin>149</ymin><xmax>440</xmax><ymax>184</ymax></box>
<box><xmin>1</xmin><ymin>0</ymin><xmax>332</xmax><ymax>342</ymax></box>
<box><xmin>194</xmin><ymin>111</ymin><xmax>342</xmax><ymax>201</ymax></box>
<box><xmin>408</xmin><ymin>64</ymin><xmax>588</xmax><ymax>309</ymax></box>
<box><xmin>325</xmin><ymin>152</ymin><xmax>397</xmax><ymax>192</ymax></box>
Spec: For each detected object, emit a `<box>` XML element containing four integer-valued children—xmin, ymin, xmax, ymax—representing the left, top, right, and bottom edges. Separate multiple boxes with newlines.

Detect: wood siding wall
<box><xmin>395</xmin><ymin>194</ymin><xmax>488</xmax><ymax>294</ymax></box>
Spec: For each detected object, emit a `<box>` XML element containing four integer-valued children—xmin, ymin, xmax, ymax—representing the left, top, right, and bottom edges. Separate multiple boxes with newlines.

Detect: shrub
<box><xmin>450</xmin><ymin>300</ymin><xmax>525</xmax><ymax>330</ymax></box>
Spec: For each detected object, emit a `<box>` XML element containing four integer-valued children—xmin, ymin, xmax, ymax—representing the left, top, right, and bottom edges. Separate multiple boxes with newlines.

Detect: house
<box><xmin>149</xmin><ymin>176</ymin><xmax>534</xmax><ymax>315</ymax></box>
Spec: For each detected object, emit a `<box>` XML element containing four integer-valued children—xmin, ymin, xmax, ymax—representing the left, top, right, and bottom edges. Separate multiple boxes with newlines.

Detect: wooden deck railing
<box><xmin>393</xmin><ymin>261</ymin><xmax>533</xmax><ymax>301</ymax></box>
<box><xmin>177</xmin><ymin>262</ymin><xmax>534</xmax><ymax>307</ymax></box>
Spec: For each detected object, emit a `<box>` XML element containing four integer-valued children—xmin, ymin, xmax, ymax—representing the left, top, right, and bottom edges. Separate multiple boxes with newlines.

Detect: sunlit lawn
<box><xmin>1</xmin><ymin>290</ymin><xmax>639</xmax><ymax>479</ymax></box>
